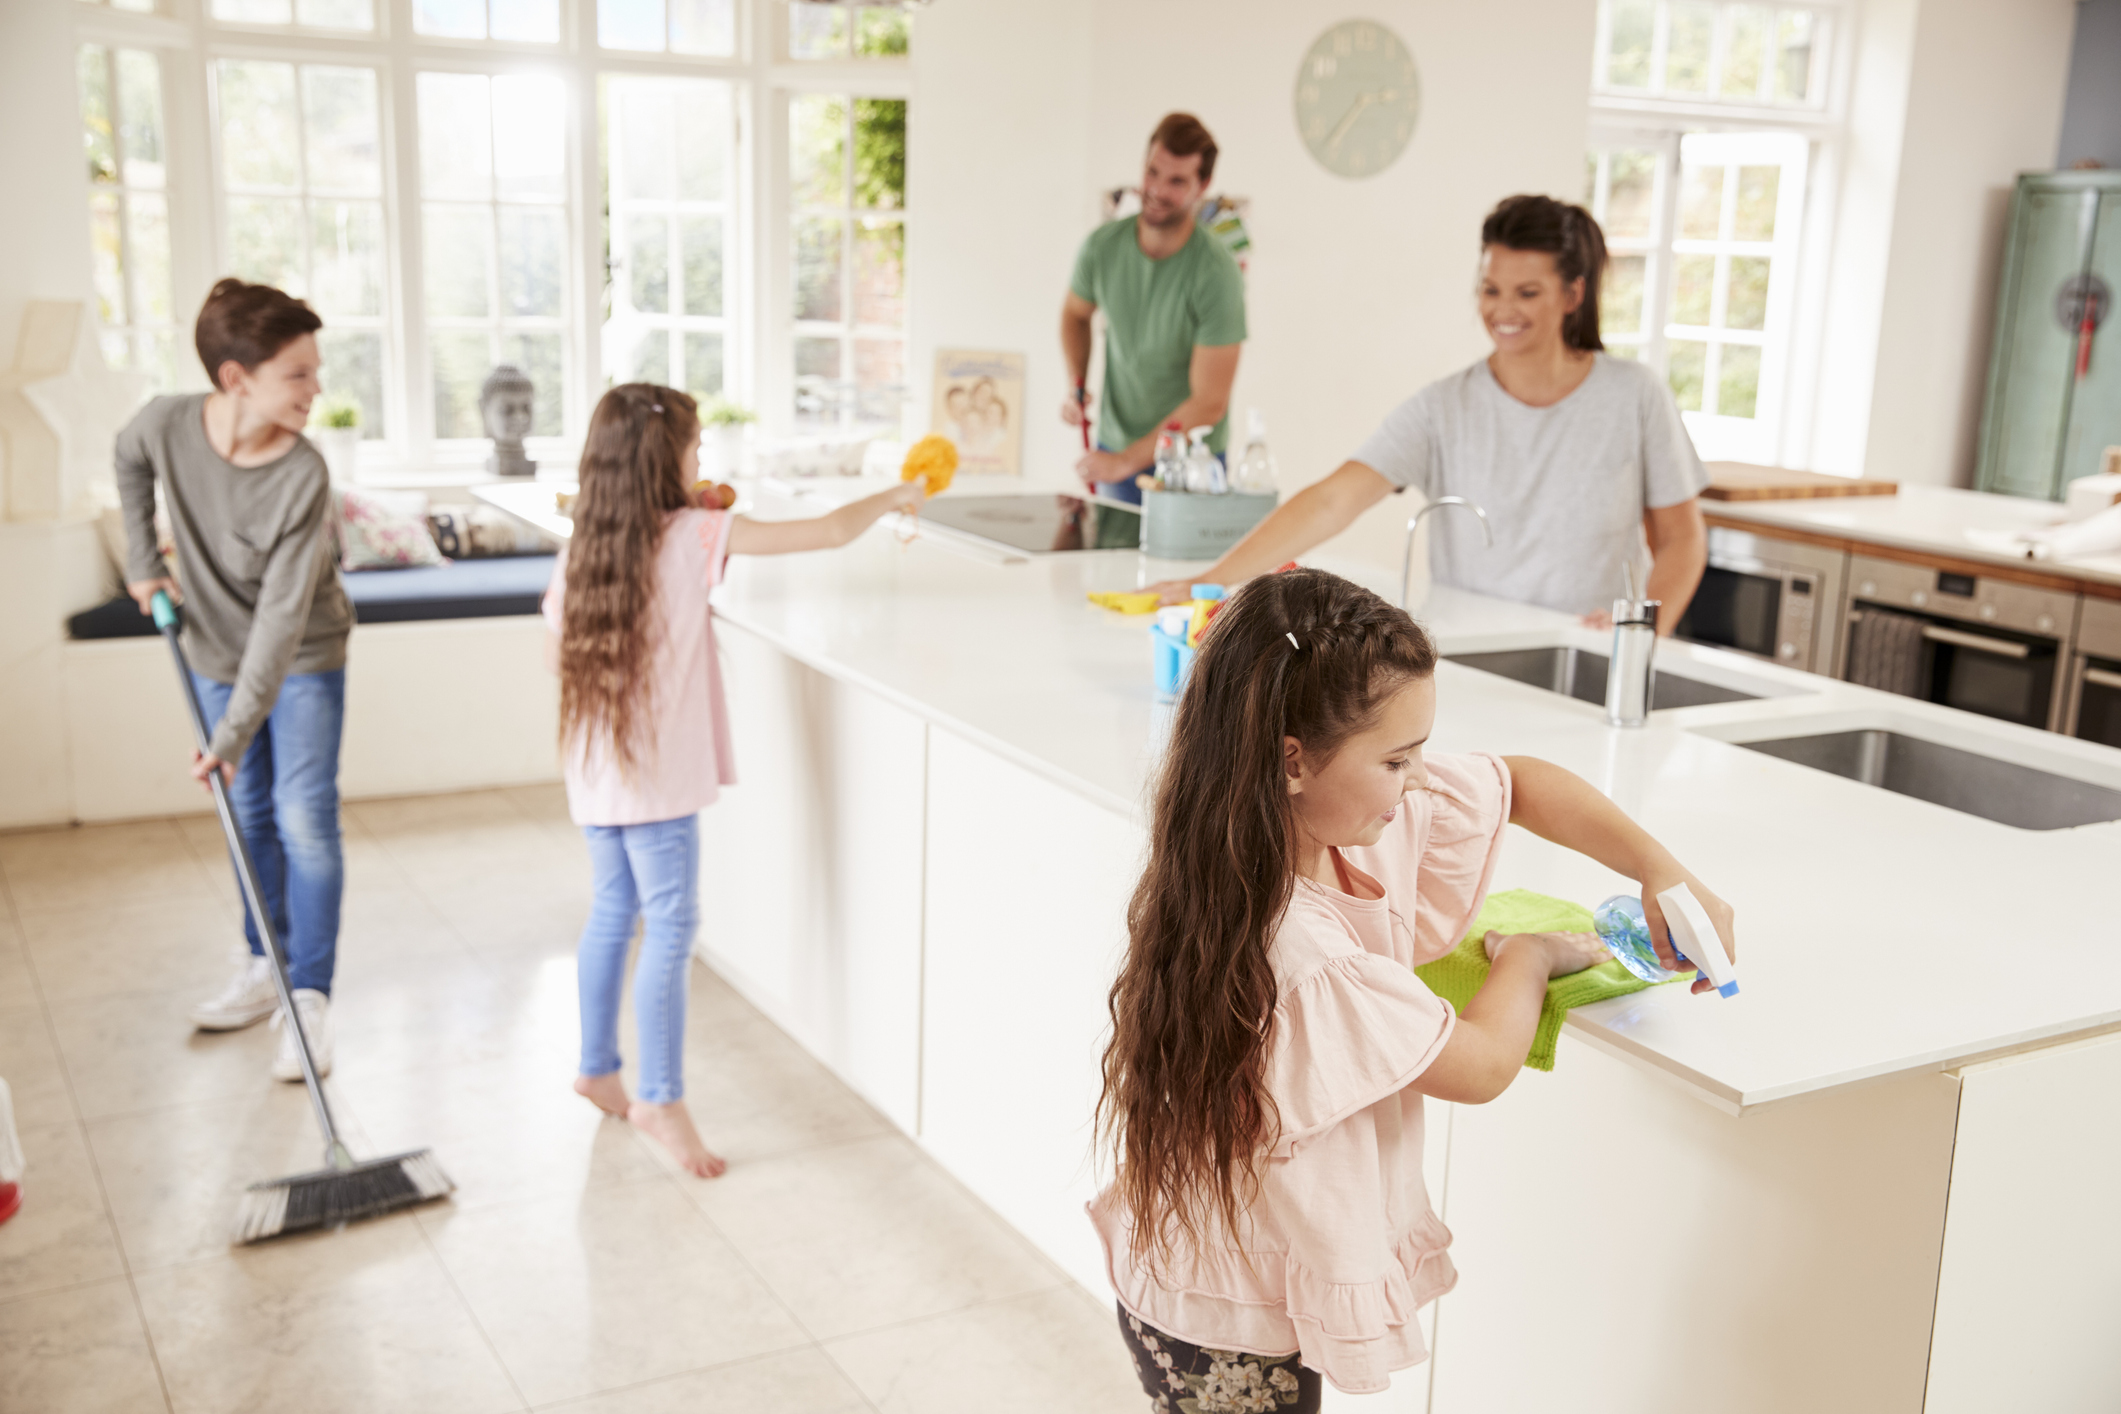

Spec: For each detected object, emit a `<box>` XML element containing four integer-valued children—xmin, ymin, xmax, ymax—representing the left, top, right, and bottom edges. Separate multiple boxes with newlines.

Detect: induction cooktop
<box><xmin>915</xmin><ymin>494</ymin><xmax>1141</xmax><ymax>555</ymax></box>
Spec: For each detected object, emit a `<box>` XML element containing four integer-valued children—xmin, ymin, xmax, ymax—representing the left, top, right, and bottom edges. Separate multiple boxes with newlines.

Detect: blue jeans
<box><xmin>191</xmin><ymin>669</ymin><xmax>346</xmax><ymax>996</ymax></box>
<box><xmin>577</xmin><ymin>815</ymin><xmax>699</xmax><ymax>1105</ymax></box>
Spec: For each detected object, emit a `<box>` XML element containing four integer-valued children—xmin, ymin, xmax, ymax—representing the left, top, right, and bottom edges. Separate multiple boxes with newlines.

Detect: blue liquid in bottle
<box><xmin>1594</xmin><ymin>895</ymin><xmax>1691</xmax><ymax>984</ymax></box>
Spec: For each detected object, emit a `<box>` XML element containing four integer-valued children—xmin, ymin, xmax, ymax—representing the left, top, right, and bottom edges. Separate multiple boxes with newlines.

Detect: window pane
<box><xmin>219</xmin><ymin>61</ymin><xmax>299</xmax><ymax>190</ymax></box>
<box><xmin>303</xmin><ymin>67</ymin><xmax>381</xmax><ymax>195</ymax></box>
<box><xmin>681</xmin><ymin>216</ymin><xmax>721</xmax><ymax>316</ymax></box>
<box><xmin>228</xmin><ymin>196</ymin><xmax>305</xmax><ymax>292</ymax></box>
<box><xmin>630</xmin><ymin>329</ymin><xmax>670</xmax><ymax>385</ymax></box>
<box><xmin>127</xmin><ymin>192</ymin><xmax>172</xmax><ymax>323</ymax></box>
<box><xmin>113</xmin><ymin>0</ymin><xmax>158</xmax><ymax>12</ymax></box>
<box><xmin>682</xmin><ymin>331</ymin><xmax>723</xmax><ymax>400</ymax></box>
<box><xmin>418</xmin><ymin>72</ymin><xmax>492</xmax><ymax>199</ymax></box>
<box><xmin>1666</xmin><ymin>2</ymin><xmax>1713</xmax><ymax>92</ymax></box>
<box><xmin>311</xmin><ymin>199</ymin><xmax>385</xmax><ymax>317</ymax></box>
<box><xmin>296</xmin><ymin>0</ymin><xmax>375</xmax><ymax>30</ymax></box>
<box><xmin>1721</xmin><ymin>5</ymin><xmax>1770</xmax><ymax>98</ymax></box>
<box><xmin>854</xmin><ymin>7</ymin><xmax>910</xmax><ymax>57</ymax></box>
<box><xmin>614</xmin><ymin>81</ymin><xmax>674</xmax><ymax>202</ymax></box>
<box><xmin>80</xmin><ymin>47</ymin><xmax>117</xmax><ymax>186</ymax></box>
<box><xmin>600</xmin><ymin>0</ymin><xmax>665</xmax><ymax>50</ymax></box>
<box><xmin>794</xmin><ymin>216</ymin><xmax>843</xmax><ymax>321</ymax></box>
<box><xmin>854</xmin><ymin>338</ymin><xmax>903</xmax><ymax>425</ymax></box>
<box><xmin>88</xmin><ymin>191</ymin><xmax>126</xmax><ymax>325</ymax></box>
<box><xmin>432</xmin><ymin>329</ymin><xmax>493</xmax><ymax>438</ymax></box>
<box><xmin>1604</xmin><ymin>149</ymin><xmax>1656</xmax><ymax>240</ymax></box>
<box><xmin>675</xmin><ymin>84</ymin><xmax>728</xmax><ymax>200</ymax></box>
<box><xmin>1718</xmin><ymin>343</ymin><xmax>1761</xmax><ymax>417</ymax></box>
<box><xmin>493</xmin><ymin>76</ymin><xmax>566</xmax><ymax>201</ymax></box>
<box><xmin>790</xmin><ymin>3</ymin><xmax>845</xmax><ymax>59</ymax></box>
<box><xmin>116</xmin><ymin>50</ymin><xmax>166</xmax><ymax>189</ymax></box>
<box><xmin>1605</xmin><ymin>341</ymin><xmax>1642</xmax><ymax>361</ymax></box>
<box><xmin>139</xmin><ymin>329</ymin><xmax>177</xmax><ymax>389</ymax></box>
<box><xmin>101</xmin><ymin>329</ymin><xmax>132</xmax><ymax>370</ymax></box>
<box><xmin>670</xmin><ymin>0</ymin><xmax>733</xmax><ymax>56</ymax></box>
<box><xmin>627</xmin><ymin>214</ymin><xmax>670</xmax><ymax>313</ymax></box>
<box><xmin>853</xmin><ymin>219</ymin><xmax>902</xmax><ymax>326</ymax></box>
<box><xmin>214</xmin><ymin>0</ymin><xmax>295</xmax><ymax>22</ymax></box>
<box><xmin>1668</xmin><ymin>339</ymin><xmax>1706</xmax><ymax>412</ymax></box>
<box><xmin>1774</xmin><ymin>10</ymin><xmax>1815</xmax><ymax>102</ymax></box>
<box><xmin>500</xmin><ymin>332</ymin><xmax>563</xmax><ymax>436</ymax></box>
<box><xmin>1734</xmin><ymin>165</ymin><xmax>1779</xmax><ymax>240</ymax></box>
<box><xmin>792</xmin><ymin>96</ymin><xmax>846</xmax><ymax>207</ymax></box>
<box><xmin>319</xmin><ymin>328</ymin><xmax>385</xmax><ymax>437</ymax></box>
<box><xmin>1583</xmin><ymin>152</ymin><xmax>1598</xmax><ymax>207</ymax></box>
<box><xmin>1605</xmin><ymin>0</ymin><xmax>1653</xmax><ymax>88</ymax></box>
<box><xmin>500</xmin><ymin>206</ymin><xmax>566</xmax><ymax>318</ymax></box>
<box><xmin>1672</xmin><ymin>254</ymin><xmax>1714</xmax><ymax>326</ymax></box>
<box><xmin>1725</xmin><ymin>255</ymin><xmax>1769</xmax><ymax>330</ymax></box>
<box><xmin>492</xmin><ymin>0</ymin><xmax>560</xmax><ymax>42</ymax></box>
<box><xmin>853</xmin><ymin>98</ymin><xmax>905</xmax><ymax>210</ymax></box>
<box><xmin>1602</xmin><ymin>253</ymin><xmax>1646</xmax><ymax>335</ymax></box>
<box><xmin>413</xmin><ymin>0</ymin><xmax>483</xmax><ymax>38</ymax></box>
<box><xmin>1678</xmin><ymin>163</ymin><xmax>1723</xmax><ymax>239</ymax></box>
<box><xmin>424</xmin><ymin>205</ymin><xmax>493</xmax><ymax>316</ymax></box>
<box><xmin>794</xmin><ymin>335</ymin><xmax>841</xmax><ymax>425</ymax></box>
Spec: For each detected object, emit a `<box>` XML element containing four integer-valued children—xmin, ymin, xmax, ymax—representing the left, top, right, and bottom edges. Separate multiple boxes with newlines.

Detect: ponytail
<box><xmin>1480</xmin><ymin>194</ymin><xmax>1608</xmax><ymax>352</ymax></box>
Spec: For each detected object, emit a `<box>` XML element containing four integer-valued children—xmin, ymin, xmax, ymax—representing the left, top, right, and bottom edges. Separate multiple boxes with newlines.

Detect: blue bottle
<box><xmin>1593</xmin><ymin>895</ymin><xmax>1691</xmax><ymax>984</ymax></box>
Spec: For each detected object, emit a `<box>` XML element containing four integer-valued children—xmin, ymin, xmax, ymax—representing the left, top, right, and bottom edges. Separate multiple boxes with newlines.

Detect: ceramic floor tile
<box><xmin>421</xmin><ymin>1179</ymin><xmax>810</xmax><ymax>1407</ymax></box>
<box><xmin>45</xmin><ymin>987</ymin><xmax>280</xmax><ymax>1122</ymax></box>
<box><xmin>686</xmin><ymin>1134</ymin><xmax>1062</xmax><ymax>1340</ymax></box>
<box><xmin>824</xmin><ymin>1287</ymin><xmax>1144</xmax><ymax>1414</ymax></box>
<box><xmin>0</xmin><ymin>820</ymin><xmax>219</xmax><ymax>916</ymax></box>
<box><xmin>87</xmin><ymin>1083</ymin><xmax>380</xmax><ymax>1274</ymax></box>
<box><xmin>0</xmin><ymin>1277</ymin><xmax>169</xmax><ymax>1414</ymax></box>
<box><xmin>0</xmin><ymin>1005</ymin><xmax>76</xmax><ymax>1131</ymax></box>
<box><xmin>20</xmin><ymin>897</ymin><xmax>246</xmax><ymax>1004</ymax></box>
<box><xmin>325</xmin><ymin>955</ymin><xmax>576</xmax><ymax>1084</ymax></box>
<box><xmin>135</xmin><ymin>1213</ymin><xmax>524</xmax><ymax>1414</ymax></box>
<box><xmin>0</xmin><ymin>1119</ymin><xmax>127</xmax><ymax>1301</ymax></box>
<box><xmin>532</xmin><ymin>1347</ymin><xmax>871</xmax><ymax>1414</ymax></box>
<box><xmin>0</xmin><ymin>914</ymin><xmax>37</xmax><ymax>1008</ymax></box>
<box><xmin>669</xmin><ymin>1014</ymin><xmax>893</xmax><ymax>1166</ymax></box>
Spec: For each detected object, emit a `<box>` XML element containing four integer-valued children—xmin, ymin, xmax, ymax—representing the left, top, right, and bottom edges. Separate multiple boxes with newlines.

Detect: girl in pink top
<box><xmin>543</xmin><ymin>384</ymin><xmax>924</xmax><ymax>1177</ymax></box>
<box><xmin>1092</xmin><ymin>568</ymin><xmax>1738</xmax><ymax>1404</ymax></box>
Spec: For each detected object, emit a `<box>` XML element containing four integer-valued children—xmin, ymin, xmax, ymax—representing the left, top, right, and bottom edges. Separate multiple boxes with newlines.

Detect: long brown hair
<box><xmin>1097</xmin><ymin>569</ymin><xmax>1437</xmax><ymax>1268</ymax></box>
<box><xmin>558</xmin><ymin>383</ymin><xmax>699</xmax><ymax>771</ymax></box>
<box><xmin>1481</xmin><ymin>193</ymin><xmax>1609</xmax><ymax>352</ymax></box>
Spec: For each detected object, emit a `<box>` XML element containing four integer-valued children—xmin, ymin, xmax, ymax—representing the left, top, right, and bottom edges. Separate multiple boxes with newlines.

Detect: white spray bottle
<box><xmin>1656</xmin><ymin>882</ymin><xmax>1738</xmax><ymax>997</ymax></box>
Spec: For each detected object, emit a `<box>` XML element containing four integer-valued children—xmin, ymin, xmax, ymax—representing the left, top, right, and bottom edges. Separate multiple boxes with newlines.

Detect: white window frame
<box><xmin>76</xmin><ymin>39</ymin><xmax>183</xmax><ymax>388</ymax></box>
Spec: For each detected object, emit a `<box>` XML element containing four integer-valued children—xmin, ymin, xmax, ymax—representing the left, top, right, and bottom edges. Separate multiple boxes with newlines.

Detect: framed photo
<box><xmin>932</xmin><ymin>349</ymin><xmax>1025</xmax><ymax>476</ymax></box>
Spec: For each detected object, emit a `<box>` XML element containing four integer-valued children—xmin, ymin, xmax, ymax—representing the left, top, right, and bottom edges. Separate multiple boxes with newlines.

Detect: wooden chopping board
<box><xmin>1702</xmin><ymin>461</ymin><xmax>1899</xmax><ymax>500</ymax></box>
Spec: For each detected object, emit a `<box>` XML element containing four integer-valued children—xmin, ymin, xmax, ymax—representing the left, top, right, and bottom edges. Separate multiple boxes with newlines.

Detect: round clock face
<box><xmin>1294</xmin><ymin>20</ymin><xmax>1421</xmax><ymax>179</ymax></box>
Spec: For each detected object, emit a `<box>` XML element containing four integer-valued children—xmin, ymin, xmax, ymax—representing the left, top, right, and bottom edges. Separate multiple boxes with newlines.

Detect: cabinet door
<box><xmin>2059</xmin><ymin>192</ymin><xmax>2121</xmax><ymax>493</ymax></box>
<box><xmin>1978</xmin><ymin>188</ymin><xmax>2094</xmax><ymax>499</ymax></box>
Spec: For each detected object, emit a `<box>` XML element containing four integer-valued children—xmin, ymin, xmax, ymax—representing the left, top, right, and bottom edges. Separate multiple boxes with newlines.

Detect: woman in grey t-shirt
<box><xmin>1163</xmin><ymin>195</ymin><xmax>1708</xmax><ymax>627</ymax></box>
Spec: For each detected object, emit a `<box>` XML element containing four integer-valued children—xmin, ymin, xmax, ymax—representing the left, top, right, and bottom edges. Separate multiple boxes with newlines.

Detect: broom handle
<box><xmin>151</xmin><ymin>592</ymin><xmax>349</xmax><ymax>1162</ymax></box>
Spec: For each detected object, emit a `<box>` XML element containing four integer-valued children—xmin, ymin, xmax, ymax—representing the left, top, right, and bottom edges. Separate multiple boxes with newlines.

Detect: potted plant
<box><xmin>699</xmin><ymin>396</ymin><xmax>756</xmax><ymax>480</ymax></box>
<box><xmin>310</xmin><ymin>395</ymin><xmax>363</xmax><ymax>485</ymax></box>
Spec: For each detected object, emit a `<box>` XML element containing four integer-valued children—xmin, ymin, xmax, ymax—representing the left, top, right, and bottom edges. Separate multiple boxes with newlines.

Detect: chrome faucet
<box><xmin>1402</xmin><ymin>496</ymin><xmax>1493</xmax><ymax>610</ymax></box>
<box><xmin>1606</xmin><ymin>562</ymin><xmax>1661</xmax><ymax>727</ymax></box>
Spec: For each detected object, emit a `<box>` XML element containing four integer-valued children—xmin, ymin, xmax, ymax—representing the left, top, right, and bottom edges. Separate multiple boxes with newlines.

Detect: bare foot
<box><xmin>628</xmin><ymin>1099</ymin><xmax>727</xmax><ymax>1178</ymax></box>
<box><xmin>573</xmin><ymin>1072</ymin><xmax>630</xmax><ymax>1117</ymax></box>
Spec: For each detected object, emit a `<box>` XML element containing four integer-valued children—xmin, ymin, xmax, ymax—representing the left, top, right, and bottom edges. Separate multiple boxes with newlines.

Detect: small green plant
<box><xmin>313</xmin><ymin>394</ymin><xmax>362</xmax><ymax>430</ymax></box>
<box><xmin>700</xmin><ymin>396</ymin><xmax>757</xmax><ymax>427</ymax></box>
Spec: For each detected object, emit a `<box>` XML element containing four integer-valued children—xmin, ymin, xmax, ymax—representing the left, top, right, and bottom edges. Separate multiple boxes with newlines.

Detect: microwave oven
<box><xmin>1674</xmin><ymin>526</ymin><xmax>1848</xmax><ymax>676</ymax></box>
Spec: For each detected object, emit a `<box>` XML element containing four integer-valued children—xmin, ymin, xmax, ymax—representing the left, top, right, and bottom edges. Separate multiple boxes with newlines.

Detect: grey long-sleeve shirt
<box><xmin>116</xmin><ymin>394</ymin><xmax>353</xmax><ymax>764</ymax></box>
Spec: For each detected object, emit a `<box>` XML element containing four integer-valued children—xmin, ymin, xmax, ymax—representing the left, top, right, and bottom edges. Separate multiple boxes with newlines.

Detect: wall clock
<box><xmin>1294</xmin><ymin>20</ymin><xmax>1420</xmax><ymax>180</ymax></box>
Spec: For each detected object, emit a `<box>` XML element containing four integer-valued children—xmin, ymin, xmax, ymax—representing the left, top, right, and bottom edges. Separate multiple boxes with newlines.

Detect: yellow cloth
<box><xmin>1087</xmin><ymin>590</ymin><xmax>1163</xmax><ymax>615</ymax></box>
<box><xmin>901</xmin><ymin>435</ymin><xmax>958</xmax><ymax>495</ymax></box>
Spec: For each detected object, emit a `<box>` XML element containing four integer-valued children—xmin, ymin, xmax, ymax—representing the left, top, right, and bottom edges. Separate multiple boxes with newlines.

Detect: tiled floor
<box><xmin>0</xmin><ymin>785</ymin><xmax>1144</xmax><ymax>1413</ymax></box>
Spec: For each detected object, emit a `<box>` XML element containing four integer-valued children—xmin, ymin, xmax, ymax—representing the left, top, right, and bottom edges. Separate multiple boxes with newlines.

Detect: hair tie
<box><xmin>1285</xmin><ymin>632</ymin><xmax>1301</xmax><ymax>651</ymax></box>
<box><xmin>650</xmin><ymin>402</ymin><xmax>665</xmax><ymax>413</ymax></box>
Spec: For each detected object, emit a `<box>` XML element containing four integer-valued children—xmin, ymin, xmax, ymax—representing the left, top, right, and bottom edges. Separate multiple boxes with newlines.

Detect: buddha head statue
<box><xmin>479</xmin><ymin>364</ymin><xmax>537</xmax><ymax>476</ymax></box>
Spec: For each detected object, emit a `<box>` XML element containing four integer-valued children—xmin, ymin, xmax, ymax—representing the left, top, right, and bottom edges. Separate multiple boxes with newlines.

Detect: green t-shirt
<box><xmin>1069</xmin><ymin>217</ymin><xmax>1247</xmax><ymax>454</ymax></box>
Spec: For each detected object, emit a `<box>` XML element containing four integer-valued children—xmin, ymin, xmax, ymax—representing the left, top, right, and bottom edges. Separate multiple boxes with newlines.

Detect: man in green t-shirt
<box><xmin>1062</xmin><ymin>112</ymin><xmax>1247</xmax><ymax>502</ymax></box>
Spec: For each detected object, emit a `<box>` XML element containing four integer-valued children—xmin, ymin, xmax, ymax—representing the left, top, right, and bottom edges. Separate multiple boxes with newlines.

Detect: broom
<box><xmin>150</xmin><ymin>590</ymin><xmax>453</xmax><ymax>1242</ymax></box>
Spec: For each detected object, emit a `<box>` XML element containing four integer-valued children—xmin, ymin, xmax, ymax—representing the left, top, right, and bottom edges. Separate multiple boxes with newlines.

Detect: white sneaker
<box><xmin>190</xmin><ymin>954</ymin><xmax>279</xmax><ymax>1032</ymax></box>
<box><xmin>271</xmin><ymin>989</ymin><xmax>333</xmax><ymax>1082</ymax></box>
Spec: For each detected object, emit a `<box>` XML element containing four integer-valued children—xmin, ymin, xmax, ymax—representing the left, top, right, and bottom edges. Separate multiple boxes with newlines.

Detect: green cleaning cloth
<box><xmin>1413</xmin><ymin>888</ymin><xmax>1685</xmax><ymax>1072</ymax></box>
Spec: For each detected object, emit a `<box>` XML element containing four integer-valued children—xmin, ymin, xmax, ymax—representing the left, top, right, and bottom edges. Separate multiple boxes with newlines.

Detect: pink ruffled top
<box><xmin>1089</xmin><ymin>751</ymin><xmax>1513</xmax><ymax>1395</ymax></box>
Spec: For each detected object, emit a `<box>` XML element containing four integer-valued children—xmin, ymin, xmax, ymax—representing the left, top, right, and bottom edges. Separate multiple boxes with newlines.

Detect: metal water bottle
<box><xmin>1606</xmin><ymin>564</ymin><xmax>1660</xmax><ymax>728</ymax></box>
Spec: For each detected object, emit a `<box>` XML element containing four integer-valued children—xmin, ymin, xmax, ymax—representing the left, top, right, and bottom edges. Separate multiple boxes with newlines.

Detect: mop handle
<box><xmin>150</xmin><ymin>592</ymin><xmax>346</xmax><ymax>1156</ymax></box>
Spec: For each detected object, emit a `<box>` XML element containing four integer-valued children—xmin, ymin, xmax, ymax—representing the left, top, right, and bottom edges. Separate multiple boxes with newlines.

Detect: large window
<box><xmin>789</xmin><ymin>91</ymin><xmax>906</xmax><ymax>431</ymax></box>
<box><xmin>1594</xmin><ymin>0</ymin><xmax>1827</xmax><ymax>108</ymax></box>
<box><xmin>788</xmin><ymin>1</ymin><xmax>908</xmax><ymax>61</ymax></box>
<box><xmin>77</xmin><ymin>43</ymin><xmax>176</xmax><ymax>389</ymax></box>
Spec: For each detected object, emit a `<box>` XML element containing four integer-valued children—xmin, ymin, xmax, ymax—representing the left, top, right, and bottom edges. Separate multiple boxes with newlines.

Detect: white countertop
<box><xmin>1705</xmin><ymin>484</ymin><xmax>2121</xmax><ymax>588</ymax></box>
<box><xmin>490</xmin><ymin>478</ymin><xmax>2121</xmax><ymax>1115</ymax></box>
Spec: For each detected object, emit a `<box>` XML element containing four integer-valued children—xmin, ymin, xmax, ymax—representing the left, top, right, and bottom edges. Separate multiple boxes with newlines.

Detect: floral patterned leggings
<box><xmin>1118</xmin><ymin>1304</ymin><xmax>1322</xmax><ymax>1413</ymax></box>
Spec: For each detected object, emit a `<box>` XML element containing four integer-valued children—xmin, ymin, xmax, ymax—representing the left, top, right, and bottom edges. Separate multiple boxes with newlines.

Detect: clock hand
<box><xmin>1326</xmin><ymin>91</ymin><xmax>1378</xmax><ymax>152</ymax></box>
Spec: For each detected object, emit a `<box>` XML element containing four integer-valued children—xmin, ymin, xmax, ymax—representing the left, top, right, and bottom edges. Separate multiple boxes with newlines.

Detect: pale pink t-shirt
<box><xmin>1088</xmin><ymin>751</ymin><xmax>1513</xmax><ymax>1396</ymax></box>
<box><xmin>540</xmin><ymin>508</ymin><xmax>737</xmax><ymax>826</ymax></box>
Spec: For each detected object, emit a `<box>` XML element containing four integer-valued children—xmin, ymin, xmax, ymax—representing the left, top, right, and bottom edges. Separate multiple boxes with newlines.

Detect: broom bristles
<box><xmin>233</xmin><ymin>1148</ymin><xmax>454</xmax><ymax>1245</ymax></box>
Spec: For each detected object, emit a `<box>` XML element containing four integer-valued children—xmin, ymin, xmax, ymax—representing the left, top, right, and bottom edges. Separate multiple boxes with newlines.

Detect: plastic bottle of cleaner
<box><xmin>1184</xmin><ymin>425</ymin><xmax>1225</xmax><ymax>494</ymax></box>
<box><xmin>1152</xmin><ymin>422</ymin><xmax>1185</xmax><ymax>491</ymax></box>
<box><xmin>1593</xmin><ymin>883</ymin><xmax>1739</xmax><ymax>997</ymax></box>
<box><xmin>1186</xmin><ymin>583</ymin><xmax>1226</xmax><ymax>647</ymax></box>
<box><xmin>1232</xmin><ymin>409</ymin><xmax>1278</xmax><ymax>495</ymax></box>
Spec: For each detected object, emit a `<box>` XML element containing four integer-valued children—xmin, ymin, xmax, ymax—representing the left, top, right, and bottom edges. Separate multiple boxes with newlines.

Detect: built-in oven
<box><xmin>1674</xmin><ymin>526</ymin><xmax>1847</xmax><ymax>676</ymax></box>
<box><xmin>2063</xmin><ymin>595</ymin><xmax>2121</xmax><ymax>748</ymax></box>
<box><xmin>1839</xmin><ymin>554</ymin><xmax>2079</xmax><ymax>732</ymax></box>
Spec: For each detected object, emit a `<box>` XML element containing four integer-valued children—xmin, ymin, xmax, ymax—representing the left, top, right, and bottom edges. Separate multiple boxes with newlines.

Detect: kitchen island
<box><xmin>492</xmin><ymin>478</ymin><xmax>2121</xmax><ymax>1413</ymax></box>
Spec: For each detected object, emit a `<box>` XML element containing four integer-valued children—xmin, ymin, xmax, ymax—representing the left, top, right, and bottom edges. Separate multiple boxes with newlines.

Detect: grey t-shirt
<box><xmin>1352</xmin><ymin>354</ymin><xmax>1708</xmax><ymax>615</ymax></box>
<box><xmin>116</xmin><ymin>393</ymin><xmax>352</xmax><ymax>763</ymax></box>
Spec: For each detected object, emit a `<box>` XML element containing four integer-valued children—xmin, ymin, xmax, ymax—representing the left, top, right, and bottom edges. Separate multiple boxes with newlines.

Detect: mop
<box><xmin>150</xmin><ymin>590</ymin><xmax>453</xmax><ymax>1242</ymax></box>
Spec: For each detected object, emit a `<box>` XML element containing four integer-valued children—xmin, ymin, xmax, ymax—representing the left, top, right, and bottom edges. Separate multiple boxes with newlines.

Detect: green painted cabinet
<box><xmin>1975</xmin><ymin>172</ymin><xmax>2121</xmax><ymax>500</ymax></box>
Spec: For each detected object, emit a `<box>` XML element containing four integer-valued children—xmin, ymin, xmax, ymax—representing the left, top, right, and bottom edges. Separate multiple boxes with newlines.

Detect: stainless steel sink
<box><xmin>1446</xmin><ymin>647</ymin><xmax>1762</xmax><ymax>711</ymax></box>
<box><xmin>1736</xmin><ymin>729</ymin><xmax>2121</xmax><ymax>830</ymax></box>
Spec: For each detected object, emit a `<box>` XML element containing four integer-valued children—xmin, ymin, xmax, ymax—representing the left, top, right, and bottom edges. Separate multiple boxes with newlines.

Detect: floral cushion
<box><xmin>335</xmin><ymin>486</ymin><xmax>447</xmax><ymax>571</ymax></box>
